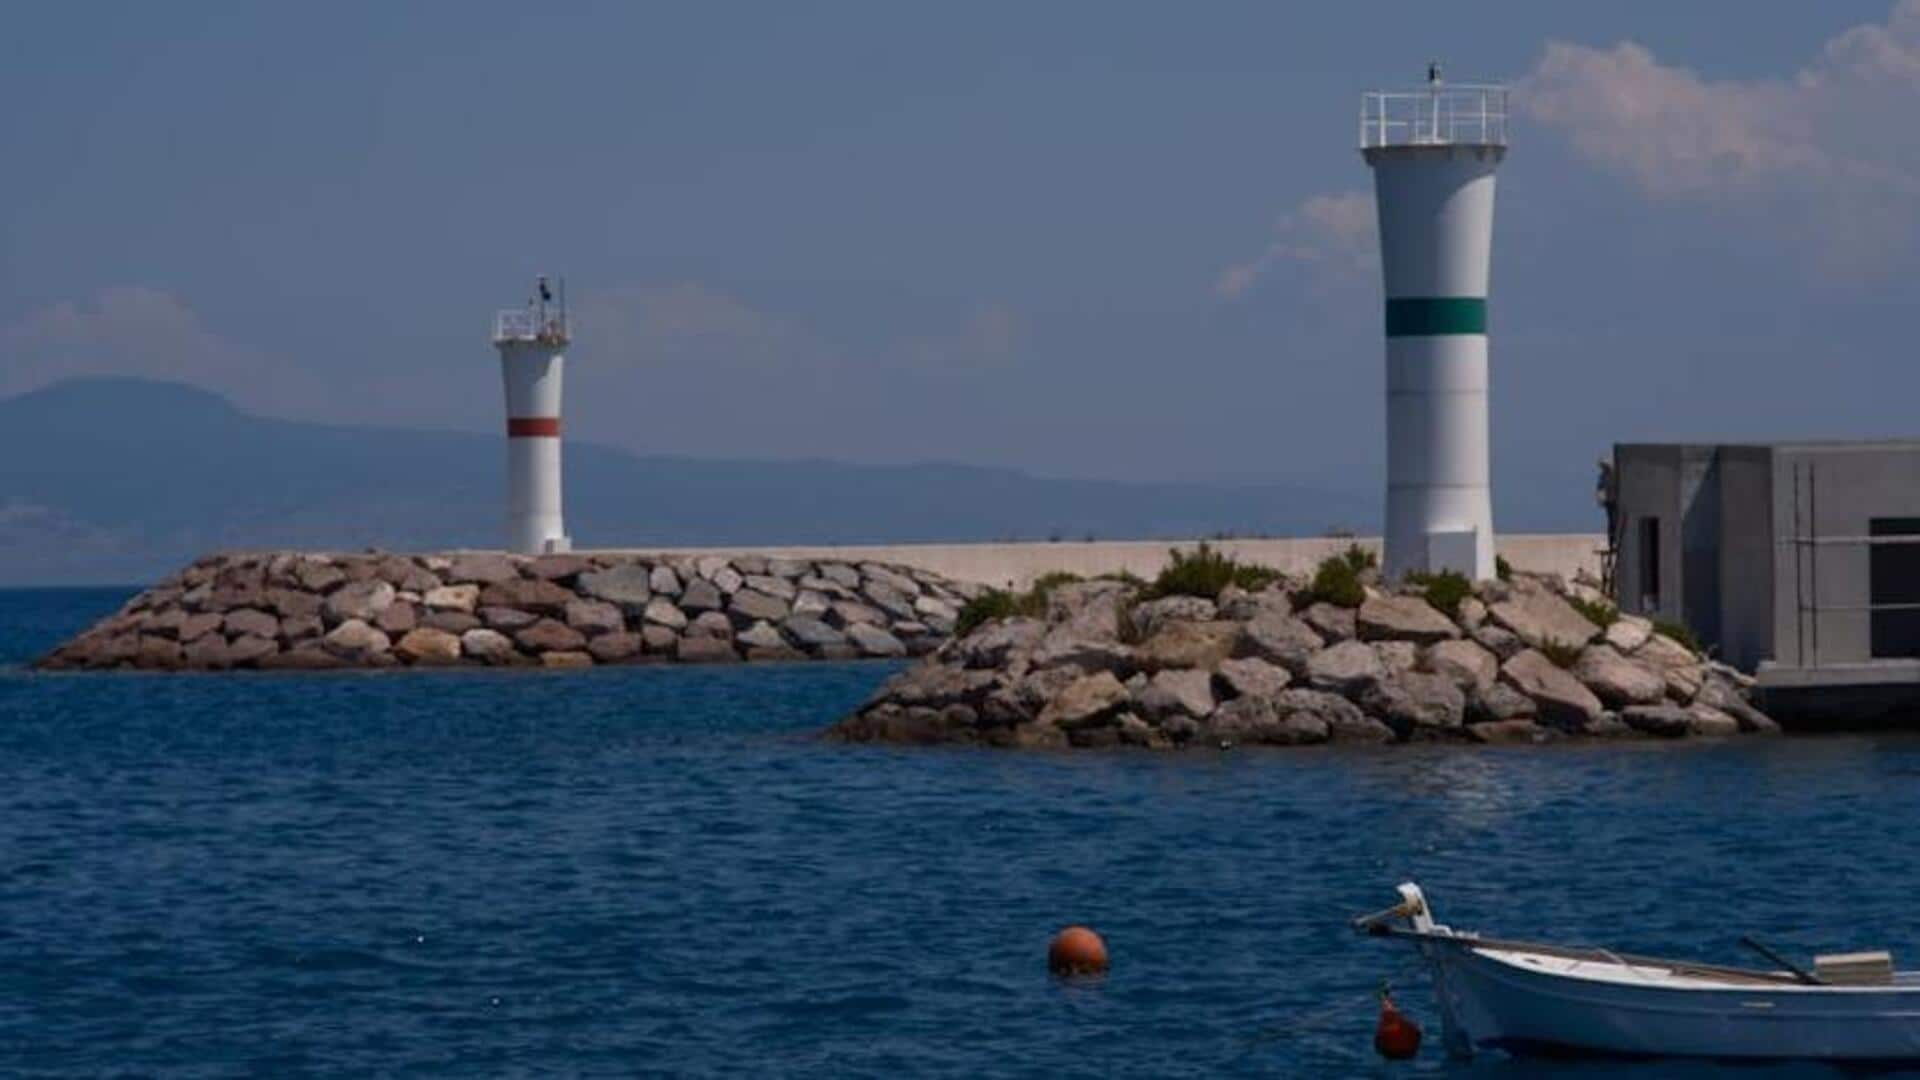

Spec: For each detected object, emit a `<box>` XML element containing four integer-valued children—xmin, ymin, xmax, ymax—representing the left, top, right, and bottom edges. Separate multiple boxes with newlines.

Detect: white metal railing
<box><xmin>1360</xmin><ymin>84</ymin><xmax>1508</xmax><ymax>150</ymax></box>
<box><xmin>493</xmin><ymin>307</ymin><xmax>569</xmax><ymax>344</ymax></box>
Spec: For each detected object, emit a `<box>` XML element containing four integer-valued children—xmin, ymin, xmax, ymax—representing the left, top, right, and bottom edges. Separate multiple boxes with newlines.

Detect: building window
<box><xmin>1638</xmin><ymin>516</ymin><xmax>1661</xmax><ymax>611</ymax></box>
<box><xmin>1870</xmin><ymin>518</ymin><xmax>1920</xmax><ymax>659</ymax></box>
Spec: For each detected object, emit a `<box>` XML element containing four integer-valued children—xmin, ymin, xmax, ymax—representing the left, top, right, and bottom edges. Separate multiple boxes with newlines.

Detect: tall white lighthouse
<box><xmin>1361</xmin><ymin>69</ymin><xmax>1507</xmax><ymax>581</ymax></box>
<box><xmin>492</xmin><ymin>277</ymin><xmax>572</xmax><ymax>554</ymax></box>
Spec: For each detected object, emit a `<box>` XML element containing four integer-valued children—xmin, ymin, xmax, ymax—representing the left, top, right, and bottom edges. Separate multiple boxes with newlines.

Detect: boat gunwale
<box><xmin>1375</xmin><ymin>926</ymin><xmax>1920</xmax><ymax>994</ymax></box>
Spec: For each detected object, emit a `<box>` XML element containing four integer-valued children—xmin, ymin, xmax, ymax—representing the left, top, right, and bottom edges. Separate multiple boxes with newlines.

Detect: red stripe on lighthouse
<box><xmin>508</xmin><ymin>417</ymin><xmax>560</xmax><ymax>437</ymax></box>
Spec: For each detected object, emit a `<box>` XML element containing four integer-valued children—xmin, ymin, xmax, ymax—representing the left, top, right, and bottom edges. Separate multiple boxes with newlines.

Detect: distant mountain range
<box><xmin>0</xmin><ymin>378</ymin><xmax>1376</xmax><ymax>584</ymax></box>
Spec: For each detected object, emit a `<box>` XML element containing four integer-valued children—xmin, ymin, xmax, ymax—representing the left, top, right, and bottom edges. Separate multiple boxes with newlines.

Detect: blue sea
<box><xmin>3</xmin><ymin>588</ymin><xmax>1918</xmax><ymax>1077</ymax></box>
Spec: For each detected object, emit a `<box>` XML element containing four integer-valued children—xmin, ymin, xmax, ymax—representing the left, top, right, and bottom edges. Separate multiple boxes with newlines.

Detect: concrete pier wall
<box><xmin>596</xmin><ymin>533</ymin><xmax>1604</xmax><ymax>591</ymax></box>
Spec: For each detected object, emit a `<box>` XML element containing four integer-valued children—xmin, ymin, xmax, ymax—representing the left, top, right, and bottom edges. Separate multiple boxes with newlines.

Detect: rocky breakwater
<box><xmin>830</xmin><ymin>558</ymin><xmax>1777</xmax><ymax>749</ymax></box>
<box><xmin>38</xmin><ymin>550</ymin><xmax>982</xmax><ymax>671</ymax></box>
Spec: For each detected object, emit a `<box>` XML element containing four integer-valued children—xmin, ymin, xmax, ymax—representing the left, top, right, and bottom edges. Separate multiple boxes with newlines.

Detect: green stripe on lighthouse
<box><xmin>1385</xmin><ymin>298</ymin><xmax>1486</xmax><ymax>337</ymax></box>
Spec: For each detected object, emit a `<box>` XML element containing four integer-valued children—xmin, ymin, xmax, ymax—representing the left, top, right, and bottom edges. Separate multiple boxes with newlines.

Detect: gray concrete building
<box><xmin>1611</xmin><ymin>441</ymin><xmax>1920</xmax><ymax>723</ymax></box>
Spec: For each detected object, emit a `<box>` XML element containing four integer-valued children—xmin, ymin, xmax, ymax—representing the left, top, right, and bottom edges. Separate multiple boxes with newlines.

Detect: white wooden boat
<box><xmin>1353</xmin><ymin>883</ymin><xmax>1920</xmax><ymax>1062</ymax></box>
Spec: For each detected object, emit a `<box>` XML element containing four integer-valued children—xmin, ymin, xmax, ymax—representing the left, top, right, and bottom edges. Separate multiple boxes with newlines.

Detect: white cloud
<box><xmin>899</xmin><ymin>303</ymin><xmax>1021</xmax><ymax>372</ymax></box>
<box><xmin>576</xmin><ymin>282</ymin><xmax>818</xmax><ymax>371</ymax></box>
<box><xmin>1520</xmin><ymin>1</ymin><xmax>1920</xmax><ymax>267</ymax></box>
<box><xmin>0</xmin><ymin>287</ymin><xmax>333</xmax><ymax>414</ymax></box>
<box><xmin>1216</xmin><ymin>190</ymin><xmax>1376</xmax><ymax>301</ymax></box>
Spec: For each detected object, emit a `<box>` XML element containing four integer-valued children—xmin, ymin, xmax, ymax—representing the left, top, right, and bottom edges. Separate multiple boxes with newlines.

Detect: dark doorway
<box><xmin>1870</xmin><ymin>518</ymin><xmax>1920</xmax><ymax>658</ymax></box>
<box><xmin>1638</xmin><ymin>517</ymin><xmax>1661</xmax><ymax>611</ymax></box>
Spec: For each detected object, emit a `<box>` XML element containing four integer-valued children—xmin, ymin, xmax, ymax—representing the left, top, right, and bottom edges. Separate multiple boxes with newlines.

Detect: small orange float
<box><xmin>1373</xmin><ymin>985</ymin><xmax>1422</xmax><ymax>1060</ymax></box>
<box><xmin>1047</xmin><ymin>926</ymin><xmax>1109</xmax><ymax>977</ymax></box>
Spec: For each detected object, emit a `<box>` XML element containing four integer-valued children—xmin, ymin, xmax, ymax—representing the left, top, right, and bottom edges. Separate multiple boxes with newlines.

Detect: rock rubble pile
<box><xmin>831</xmin><ymin>569</ymin><xmax>1776</xmax><ymax>748</ymax></box>
<box><xmin>38</xmin><ymin>550</ymin><xmax>981</xmax><ymax>671</ymax></box>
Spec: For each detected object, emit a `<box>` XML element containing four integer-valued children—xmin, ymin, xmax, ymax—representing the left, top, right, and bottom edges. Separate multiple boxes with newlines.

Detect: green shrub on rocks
<box><xmin>953</xmin><ymin>571</ymin><xmax>1121</xmax><ymax>637</ymax></box>
<box><xmin>1654</xmin><ymin>618</ymin><xmax>1703</xmax><ymax>656</ymax></box>
<box><xmin>1299</xmin><ymin>545</ymin><xmax>1374</xmax><ymax>609</ymax></box>
<box><xmin>1405</xmin><ymin>569</ymin><xmax>1471</xmax><ymax>620</ymax></box>
<box><xmin>1569</xmin><ymin>594</ymin><xmax>1619</xmax><ymax>629</ymax></box>
<box><xmin>1496</xmin><ymin>555</ymin><xmax>1514</xmax><ymax>582</ymax></box>
<box><xmin>1141</xmin><ymin>543</ymin><xmax>1281</xmax><ymax>601</ymax></box>
<box><xmin>1538</xmin><ymin>637</ymin><xmax>1585</xmax><ymax>669</ymax></box>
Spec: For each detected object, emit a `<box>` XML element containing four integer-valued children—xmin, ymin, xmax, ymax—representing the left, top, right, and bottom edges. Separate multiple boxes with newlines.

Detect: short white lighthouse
<box><xmin>1361</xmin><ymin>69</ymin><xmax>1507</xmax><ymax>581</ymax></box>
<box><xmin>492</xmin><ymin>277</ymin><xmax>572</xmax><ymax>554</ymax></box>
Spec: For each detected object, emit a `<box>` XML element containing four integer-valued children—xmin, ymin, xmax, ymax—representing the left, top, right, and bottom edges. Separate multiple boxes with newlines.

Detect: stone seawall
<box><xmin>832</xmin><ymin>570</ymin><xmax>1775</xmax><ymax>749</ymax></box>
<box><xmin>37</xmin><ymin>550</ymin><xmax>984</xmax><ymax>672</ymax></box>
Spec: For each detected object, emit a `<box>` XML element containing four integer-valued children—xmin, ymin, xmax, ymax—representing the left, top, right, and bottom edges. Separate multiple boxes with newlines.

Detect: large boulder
<box><xmin>679</xmin><ymin>579</ymin><xmax>724</xmax><ymax>613</ymax></box>
<box><xmin>481</xmin><ymin>606</ymin><xmax>538</xmax><ymax>631</ymax></box>
<box><xmin>1213</xmin><ymin>656</ymin><xmax>1291</xmax><ymax>701</ymax></box>
<box><xmin>223</xmin><ymin>608</ymin><xmax>279</xmax><ymax>640</ymax></box>
<box><xmin>1132</xmin><ymin>669</ymin><xmax>1215</xmax><ymax>721</ymax></box>
<box><xmin>1137</xmin><ymin>620</ymin><xmax>1239</xmax><ymax>672</ymax></box>
<box><xmin>1621</xmin><ymin>703</ymin><xmax>1692</xmax><ymax>738</ymax></box>
<box><xmin>294</xmin><ymin>560</ymin><xmax>348</xmax><ymax>593</ymax></box>
<box><xmin>478</xmin><ymin>579</ymin><xmax>574</xmax><ymax>616</ymax></box>
<box><xmin>178</xmin><ymin>612</ymin><xmax>225</xmax><ymax>644</ymax></box>
<box><xmin>526</xmin><ymin>554</ymin><xmax>593</xmax><ymax>582</ymax></box>
<box><xmin>1488</xmin><ymin>592</ymin><xmax>1600</xmax><ymax>652</ymax></box>
<box><xmin>1372</xmin><ymin>641</ymin><xmax>1419</xmax><ymax>676</ymax></box>
<box><xmin>847</xmin><ymin>622</ymin><xmax>908</xmax><ymax>658</ymax></box>
<box><xmin>514</xmin><ymin>618</ymin><xmax>587</xmax><ymax>654</ymax></box>
<box><xmin>395</xmin><ymin>627</ymin><xmax>462</xmax><ymax>665</ymax></box>
<box><xmin>1425</xmin><ymin>638</ymin><xmax>1498</xmax><ymax>692</ymax></box>
<box><xmin>1130</xmin><ymin>596</ymin><xmax>1216</xmax><ymax>638</ymax></box>
<box><xmin>1501</xmin><ymin>650</ymin><xmax>1605</xmax><ymax>730</ymax></box>
<box><xmin>1467</xmin><ymin>682</ymin><xmax>1539</xmax><ymax>724</ymax></box>
<box><xmin>1030</xmin><ymin>630</ymin><xmax>1135</xmax><ymax>676</ymax></box>
<box><xmin>677</xmin><ymin>636</ymin><xmax>739</xmax><ymax>663</ymax></box>
<box><xmin>783</xmin><ymin>615</ymin><xmax>848</xmax><ymax>651</ymax></box>
<box><xmin>1306</xmin><ymin>640</ymin><xmax>1385</xmax><ymax>696</ymax></box>
<box><xmin>1604</xmin><ymin>615</ymin><xmax>1653</xmax><ymax>653</ymax></box>
<box><xmin>374</xmin><ymin>602</ymin><xmax>417</xmax><ymax>636</ymax></box>
<box><xmin>1208</xmin><ymin>695</ymin><xmax>1328</xmax><ymax>746</ymax></box>
<box><xmin>1238</xmin><ymin>611</ymin><xmax>1324</xmax><ymax>676</ymax></box>
<box><xmin>1268</xmin><ymin>688</ymin><xmax>1392</xmax><ymax>743</ymax></box>
<box><xmin>1300</xmin><ymin>602</ymin><xmax>1357</xmax><ymax>643</ymax></box>
<box><xmin>564</xmin><ymin>599</ymin><xmax>625</xmax><ymax>636</ymax></box>
<box><xmin>266</xmin><ymin>588</ymin><xmax>322</xmax><ymax>620</ymax></box>
<box><xmin>641</xmin><ymin>598</ymin><xmax>689</xmax><ymax>630</ymax></box>
<box><xmin>729</xmin><ymin>589</ymin><xmax>791</xmax><ymax>624</ymax></box>
<box><xmin>446</xmin><ymin>553</ymin><xmax>521</xmax><ymax>585</ymax></box>
<box><xmin>578</xmin><ymin>565</ymin><xmax>654</xmax><ymax>611</ymax></box>
<box><xmin>323</xmin><ymin>618</ymin><xmax>391</xmax><ymax>660</ymax></box>
<box><xmin>1045</xmin><ymin>580</ymin><xmax>1131</xmax><ymax>641</ymax></box>
<box><xmin>955</xmin><ymin>618</ymin><xmax>1045</xmax><ymax>669</ymax></box>
<box><xmin>1572</xmin><ymin>645</ymin><xmax>1667</xmax><ymax>707</ymax></box>
<box><xmin>423</xmin><ymin>584</ymin><xmax>480</xmax><ymax>613</ymax></box>
<box><xmin>423</xmin><ymin>610</ymin><xmax>480</xmax><ymax>635</ymax></box>
<box><xmin>1357</xmin><ymin>595</ymin><xmax>1460</xmax><ymax>645</ymax></box>
<box><xmin>1038</xmin><ymin>671</ymin><xmax>1129</xmax><ymax>729</ymax></box>
<box><xmin>640</xmin><ymin>625</ymin><xmax>681</xmax><ymax>655</ymax></box>
<box><xmin>649</xmin><ymin>565</ymin><xmax>683</xmax><ymax>597</ymax></box>
<box><xmin>325</xmin><ymin>581</ymin><xmax>396</xmax><ymax>624</ymax></box>
<box><xmin>1360</xmin><ymin>671</ymin><xmax>1466</xmax><ymax>734</ymax></box>
<box><xmin>588</xmin><ymin>632</ymin><xmax>644</xmax><ymax>663</ymax></box>
<box><xmin>745</xmin><ymin>574</ymin><xmax>798</xmax><ymax>601</ymax></box>
<box><xmin>1467</xmin><ymin>719</ymin><xmax>1547</xmax><ymax>745</ymax></box>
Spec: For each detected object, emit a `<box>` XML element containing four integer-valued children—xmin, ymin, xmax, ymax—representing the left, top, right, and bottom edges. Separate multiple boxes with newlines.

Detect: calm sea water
<box><xmin>3</xmin><ymin>588</ymin><xmax>1918</xmax><ymax>1077</ymax></box>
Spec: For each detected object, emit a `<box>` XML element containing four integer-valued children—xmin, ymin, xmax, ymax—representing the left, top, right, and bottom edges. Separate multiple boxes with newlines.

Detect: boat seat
<box><xmin>1816</xmin><ymin>951</ymin><xmax>1895</xmax><ymax>986</ymax></box>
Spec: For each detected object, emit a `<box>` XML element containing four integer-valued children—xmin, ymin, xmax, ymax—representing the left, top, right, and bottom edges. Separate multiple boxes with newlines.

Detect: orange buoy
<box><xmin>1047</xmin><ymin>926</ymin><xmax>1109</xmax><ymax>977</ymax></box>
<box><xmin>1373</xmin><ymin>986</ymin><xmax>1422</xmax><ymax>1060</ymax></box>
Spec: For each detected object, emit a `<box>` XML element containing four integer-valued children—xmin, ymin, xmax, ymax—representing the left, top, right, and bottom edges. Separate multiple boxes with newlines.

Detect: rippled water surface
<box><xmin>4</xmin><ymin>588</ymin><xmax>1920</xmax><ymax>1077</ymax></box>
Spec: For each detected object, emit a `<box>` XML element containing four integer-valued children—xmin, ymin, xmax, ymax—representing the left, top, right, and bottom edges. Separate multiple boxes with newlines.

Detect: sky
<box><xmin>3</xmin><ymin>1</ymin><xmax>1917</xmax><ymax>530</ymax></box>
